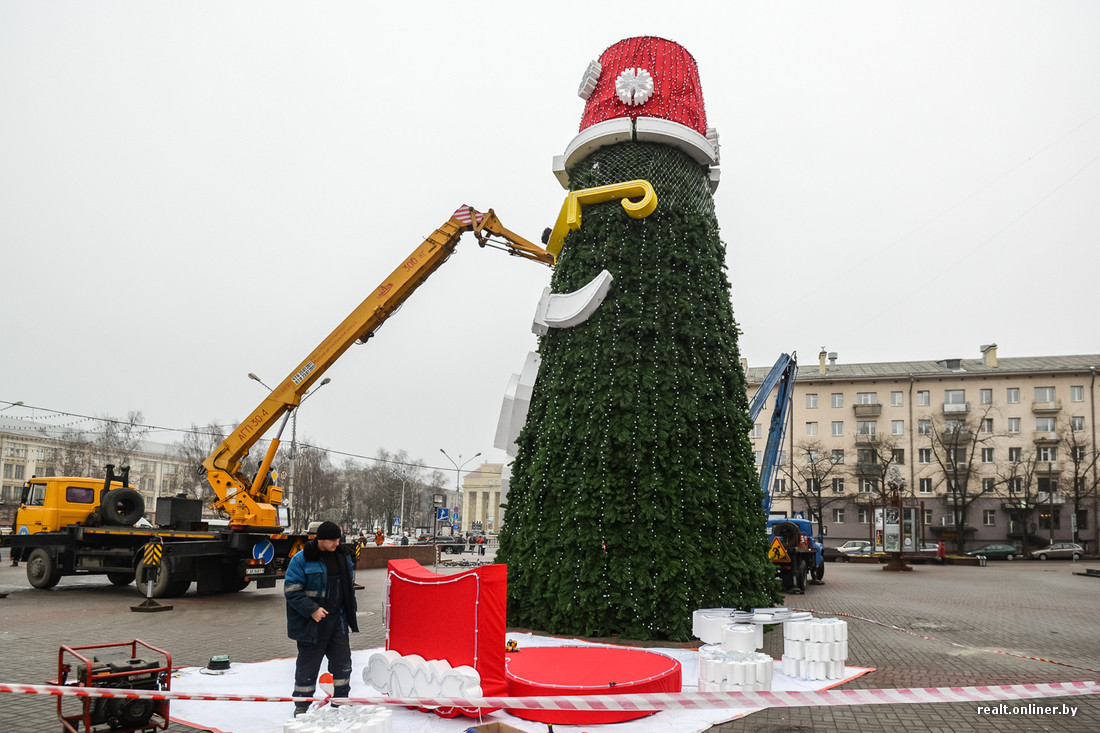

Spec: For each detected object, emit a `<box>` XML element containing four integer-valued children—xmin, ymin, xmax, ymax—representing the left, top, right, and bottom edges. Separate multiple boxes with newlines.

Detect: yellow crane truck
<box><xmin>4</xmin><ymin>206</ymin><xmax>555</xmax><ymax>597</ymax></box>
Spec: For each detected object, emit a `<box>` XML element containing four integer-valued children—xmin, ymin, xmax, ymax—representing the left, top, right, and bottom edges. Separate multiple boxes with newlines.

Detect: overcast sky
<box><xmin>3</xmin><ymin>1</ymin><xmax>1099</xmax><ymax>477</ymax></box>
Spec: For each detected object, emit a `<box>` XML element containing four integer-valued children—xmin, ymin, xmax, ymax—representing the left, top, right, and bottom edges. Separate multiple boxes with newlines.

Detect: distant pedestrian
<box><xmin>374</xmin><ymin>528</ymin><xmax>385</xmax><ymax>546</ymax></box>
<box><xmin>401</xmin><ymin>532</ymin><xmax>409</xmax><ymax>546</ymax></box>
<box><xmin>284</xmin><ymin>521</ymin><xmax>358</xmax><ymax>717</ymax></box>
<box><xmin>9</xmin><ymin>520</ymin><xmax>20</xmax><ymax>567</ymax></box>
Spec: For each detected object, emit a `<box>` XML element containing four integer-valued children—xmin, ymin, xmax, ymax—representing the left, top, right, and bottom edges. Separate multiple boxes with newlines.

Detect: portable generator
<box><xmin>56</xmin><ymin>640</ymin><xmax>172</xmax><ymax>733</ymax></box>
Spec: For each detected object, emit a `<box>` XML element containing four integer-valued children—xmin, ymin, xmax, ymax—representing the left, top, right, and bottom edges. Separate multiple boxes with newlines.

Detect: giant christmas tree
<box><xmin>497</xmin><ymin>37</ymin><xmax>778</xmax><ymax>642</ymax></box>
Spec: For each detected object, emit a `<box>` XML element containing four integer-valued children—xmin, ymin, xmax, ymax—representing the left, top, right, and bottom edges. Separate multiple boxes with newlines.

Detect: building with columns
<box><xmin>460</xmin><ymin>462</ymin><xmax>506</xmax><ymax>534</ymax></box>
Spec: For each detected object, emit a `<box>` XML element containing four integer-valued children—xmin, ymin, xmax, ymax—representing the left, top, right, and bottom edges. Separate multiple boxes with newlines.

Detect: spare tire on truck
<box><xmin>100</xmin><ymin>488</ymin><xmax>145</xmax><ymax>526</ymax></box>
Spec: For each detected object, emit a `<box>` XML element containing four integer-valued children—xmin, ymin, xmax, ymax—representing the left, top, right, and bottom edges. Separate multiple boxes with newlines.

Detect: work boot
<box><xmin>293</xmin><ymin>704</ymin><xmax>310</xmax><ymax>717</ymax></box>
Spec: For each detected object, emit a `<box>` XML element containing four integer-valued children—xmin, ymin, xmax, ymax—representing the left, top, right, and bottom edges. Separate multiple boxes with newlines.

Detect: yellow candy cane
<box><xmin>544</xmin><ymin>179</ymin><xmax>658</xmax><ymax>259</ymax></box>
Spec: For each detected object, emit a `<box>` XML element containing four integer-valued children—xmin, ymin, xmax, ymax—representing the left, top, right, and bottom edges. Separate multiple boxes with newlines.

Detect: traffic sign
<box><xmin>252</xmin><ymin>539</ymin><xmax>275</xmax><ymax>564</ymax></box>
<box><xmin>768</xmin><ymin>536</ymin><xmax>790</xmax><ymax>563</ymax></box>
<box><xmin>437</xmin><ymin>507</ymin><xmax>450</xmax><ymax>521</ymax></box>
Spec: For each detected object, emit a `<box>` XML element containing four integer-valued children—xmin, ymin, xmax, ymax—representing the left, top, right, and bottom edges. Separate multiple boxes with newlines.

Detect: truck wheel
<box><xmin>100</xmin><ymin>488</ymin><xmax>145</xmax><ymax>526</ymax></box>
<box><xmin>780</xmin><ymin>569</ymin><xmax>795</xmax><ymax>591</ymax></box>
<box><xmin>107</xmin><ymin>571</ymin><xmax>135</xmax><ymax>586</ymax></box>
<box><xmin>811</xmin><ymin>561</ymin><xmax>825</xmax><ymax>583</ymax></box>
<box><xmin>27</xmin><ymin>548</ymin><xmax>62</xmax><ymax>589</ymax></box>
<box><xmin>795</xmin><ymin>558</ymin><xmax>808</xmax><ymax>592</ymax></box>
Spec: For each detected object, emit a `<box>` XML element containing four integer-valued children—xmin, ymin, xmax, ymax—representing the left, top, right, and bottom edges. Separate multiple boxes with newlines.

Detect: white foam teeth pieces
<box><xmin>781</xmin><ymin>618</ymin><xmax>849</xmax><ymax>680</ymax></box>
<box><xmin>283</xmin><ymin>703</ymin><xmax>393</xmax><ymax>733</ymax></box>
<box><xmin>362</xmin><ymin>651</ymin><xmax>482</xmax><ymax>701</ymax></box>
<box><xmin>691</xmin><ymin>608</ymin><xmax>738</xmax><ymax>644</ymax></box>
<box><xmin>697</xmin><ymin>648</ymin><xmax>775</xmax><ymax>692</ymax></box>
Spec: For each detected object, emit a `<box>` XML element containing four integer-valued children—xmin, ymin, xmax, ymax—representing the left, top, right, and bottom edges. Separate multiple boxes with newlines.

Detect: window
<box><xmin>66</xmin><ymin>486</ymin><xmax>95</xmax><ymax>503</ymax></box>
<box><xmin>806</xmin><ymin>479</ymin><xmax>822</xmax><ymax>493</ymax></box>
<box><xmin>856</xmin><ymin>421</ymin><xmax>877</xmax><ymax>436</ymax></box>
<box><xmin>1007</xmin><ymin>388</ymin><xmax>1020</xmax><ymax>404</ymax></box>
<box><xmin>982</xmin><ymin>478</ymin><xmax>996</xmax><ymax>493</ymax></box>
<box><xmin>832</xmin><ymin>478</ymin><xmax>845</xmax><ymax>493</ymax></box>
<box><xmin>945</xmin><ymin>389</ymin><xmax>966</xmax><ymax>405</ymax></box>
<box><xmin>1007</xmin><ymin>417</ymin><xmax>1020</xmax><ymax>434</ymax></box>
<box><xmin>946</xmin><ymin>448</ymin><xmax>966</xmax><ymax>465</ymax></box>
<box><xmin>923</xmin><ymin>509</ymin><xmax>933</xmax><ymax>526</ymax></box>
<box><xmin>980</xmin><ymin>388</ymin><xmax>992</xmax><ymax>405</ymax></box>
<box><xmin>751</xmin><ymin>423</ymin><xmax>762</xmax><ymax>439</ymax></box>
<box><xmin>856</xmin><ymin>392</ymin><xmax>878</xmax><ymax>405</ymax></box>
<box><xmin>806</xmin><ymin>393</ymin><xmax>818</xmax><ymax>408</ymax></box>
<box><xmin>1034</xmin><ymin>386</ymin><xmax>1055</xmax><ymax>403</ymax></box>
<box><xmin>891</xmin><ymin>391</ymin><xmax>903</xmax><ymax>407</ymax></box>
<box><xmin>1009</xmin><ymin>447</ymin><xmax>1022</xmax><ymax>462</ymax></box>
<box><xmin>1072</xmin><ymin>416</ymin><xmax>1084</xmax><ymax>432</ymax></box>
<box><xmin>14</xmin><ymin>465</ymin><xmax>25</xmax><ymax>480</ymax></box>
<box><xmin>1073</xmin><ymin>446</ymin><xmax>1086</xmax><ymax>461</ymax></box>
<box><xmin>831</xmin><ymin>421</ymin><xmax>844</xmax><ymax>436</ymax></box>
<box><xmin>983</xmin><ymin>510</ymin><xmax>996</xmax><ymax>526</ymax></box>
<box><xmin>773</xmin><ymin>479</ymin><xmax>787</xmax><ymax>494</ymax></box>
<box><xmin>980</xmin><ymin>418</ymin><xmax>993</xmax><ymax>433</ymax></box>
<box><xmin>857</xmin><ymin>448</ymin><xmax>876</xmax><ymax>464</ymax></box>
<box><xmin>893</xmin><ymin>449</ymin><xmax>905</xmax><ymax>465</ymax></box>
<box><xmin>1008</xmin><ymin>477</ymin><xmax>1022</xmax><ymax>494</ymax></box>
<box><xmin>1071</xmin><ymin>385</ymin><xmax>1084</xmax><ymax>402</ymax></box>
<box><xmin>1075</xmin><ymin>509</ymin><xmax>1088</xmax><ymax>531</ymax></box>
<box><xmin>832</xmin><ymin>508</ymin><xmax>845</xmax><ymax>523</ymax></box>
<box><xmin>919</xmin><ymin>478</ymin><xmax>933</xmax><ymax>494</ymax></box>
<box><xmin>831</xmin><ymin>449</ymin><xmax>845</xmax><ymax>464</ymax></box>
<box><xmin>945</xmin><ymin>418</ymin><xmax>966</xmax><ymax>435</ymax></box>
<box><xmin>982</xmin><ymin>447</ymin><xmax>994</xmax><ymax>463</ymax></box>
<box><xmin>891</xmin><ymin>420</ymin><xmax>904</xmax><ymax>435</ymax></box>
<box><xmin>919</xmin><ymin>448</ymin><xmax>932</xmax><ymax>464</ymax></box>
<box><xmin>917</xmin><ymin>390</ymin><xmax>930</xmax><ymax>406</ymax></box>
<box><xmin>806</xmin><ymin>422</ymin><xmax>818</xmax><ymax>436</ymax></box>
<box><xmin>753</xmin><ymin>451</ymin><xmax>763</xmax><ymax>466</ymax></box>
<box><xmin>858</xmin><ymin>507</ymin><xmax>870</xmax><ymax>523</ymax></box>
<box><xmin>831</xmin><ymin>393</ymin><xmax>844</xmax><ymax>408</ymax></box>
<box><xmin>806</xmin><ymin>449</ymin><xmax>820</xmax><ymax>464</ymax></box>
<box><xmin>1036</xmin><ymin>417</ymin><xmax>1055</xmax><ymax>434</ymax></box>
<box><xmin>860</xmin><ymin>478</ymin><xmax>877</xmax><ymax>493</ymax></box>
<box><xmin>1037</xmin><ymin>446</ymin><xmax>1056</xmax><ymax>462</ymax></box>
<box><xmin>918</xmin><ymin>419</ymin><xmax>931</xmax><ymax>435</ymax></box>
<box><xmin>1038</xmin><ymin>510</ymin><xmax>1061</xmax><ymax>531</ymax></box>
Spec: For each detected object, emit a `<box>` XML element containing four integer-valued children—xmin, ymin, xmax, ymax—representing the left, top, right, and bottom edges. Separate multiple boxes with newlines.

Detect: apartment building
<box><xmin>747</xmin><ymin>346</ymin><xmax>1100</xmax><ymax>553</ymax></box>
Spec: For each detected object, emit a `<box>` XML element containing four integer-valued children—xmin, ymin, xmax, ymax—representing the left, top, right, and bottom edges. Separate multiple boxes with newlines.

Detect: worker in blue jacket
<box><xmin>284</xmin><ymin>521</ymin><xmax>359</xmax><ymax>717</ymax></box>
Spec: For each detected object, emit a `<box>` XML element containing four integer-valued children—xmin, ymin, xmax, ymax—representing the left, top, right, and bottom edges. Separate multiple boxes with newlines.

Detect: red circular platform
<box><xmin>504</xmin><ymin>646</ymin><xmax>681</xmax><ymax>724</ymax></box>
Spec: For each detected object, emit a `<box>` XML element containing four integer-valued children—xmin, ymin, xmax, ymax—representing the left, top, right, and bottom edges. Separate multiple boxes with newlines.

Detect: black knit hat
<box><xmin>315</xmin><ymin>521</ymin><xmax>342</xmax><ymax>541</ymax></box>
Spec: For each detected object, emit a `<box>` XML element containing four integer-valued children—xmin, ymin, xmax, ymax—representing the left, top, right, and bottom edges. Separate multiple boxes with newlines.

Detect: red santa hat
<box><xmin>553</xmin><ymin>37</ymin><xmax>720</xmax><ymax>191</ymax></box>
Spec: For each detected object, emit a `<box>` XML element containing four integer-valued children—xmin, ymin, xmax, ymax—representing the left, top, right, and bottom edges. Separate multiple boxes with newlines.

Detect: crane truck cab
<box><xmin>15</xmin><ymin>465</ymin><xmax>145</xmax><ymax>535</ymax></box>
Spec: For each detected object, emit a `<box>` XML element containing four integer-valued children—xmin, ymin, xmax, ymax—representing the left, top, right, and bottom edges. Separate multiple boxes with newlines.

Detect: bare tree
<box><xmin>292</xmin><ymin>443</ymin><xmax>340</xmax><ymax>529</ymax></box>
<box><xmin>54</xmin><ymin>429</ymin><xmax>94</xmax><ymax>476</ymax></box>
<box><xmin>1059</xmin><ymin>416</ymin><xmax>1100</xmax><ymax>549</ymax></box>
<box><xmin>94</xmin><ymin>410</ymin><xmax>150</xmax><ymax>468</ymax></box>
<box><xmin>919</xmin><ymin>404</ymin><xmax>997</xmax><ymax>552</ymax></box>
<box><xmin>994</xmin><ymin>446</ymin><xmax>1040</xmax><ymax>552</ymax></box>
<box><xmin>171</xmin><ymin>422</ymin><xmax>229</xmax><ymax>503</ymax></box>
<box><xmin>785</xmin><ymin>439</ymin><xmax>849</xmax><ymax>536</ymax></box>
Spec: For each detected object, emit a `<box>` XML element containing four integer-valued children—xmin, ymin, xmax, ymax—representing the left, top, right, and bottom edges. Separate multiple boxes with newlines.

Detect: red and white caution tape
<box><xmin>792</xmin><ymin>607</ymin><xmax>1100</xmax><ymax>675</ymax></box>
<box><xmin>2</xmin><ymin>681</ymin><xmax>1098</xmax><ymax>710</ymax></box>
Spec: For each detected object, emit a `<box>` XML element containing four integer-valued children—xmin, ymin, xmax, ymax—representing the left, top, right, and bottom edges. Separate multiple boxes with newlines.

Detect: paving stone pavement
<box><xmin>0</xmin><ymin>554</ymin><xmax>1097</xmax><ymax>732</ymax></box>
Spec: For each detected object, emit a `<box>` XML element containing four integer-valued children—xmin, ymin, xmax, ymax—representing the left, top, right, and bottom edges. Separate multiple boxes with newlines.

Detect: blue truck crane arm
<box><xmin>749</xmin><ymin>352</ymin><xmax>797</xmax><ymax>515</ymax></box>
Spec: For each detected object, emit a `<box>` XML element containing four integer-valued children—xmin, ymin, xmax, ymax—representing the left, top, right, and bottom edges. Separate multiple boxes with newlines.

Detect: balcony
<box><xmin>943</xmin><ymin>402</ymin><xmax>970</xmax><ymax>415</ymax></box>
<box><xmin>853</xmin><ymin>492</ymin><xmax>878</xmax><ymax>505</ymax></box>
<box><xmin>853</xmin><ymin>404</ymin><xmax>882</xmax><ymax>418</ymax></box>
<box><xmin>854</xmin><ymin>462</ymin><xmax>881</xmax><ymax>476</ymax></box>
<box><xmin>1035</xmin><ymin>461</ymin><xmax>1062</xmax><ymax>474</ymax></box>
<box><xmin>939</xmin><ymin>430</ymin><xmax>974</xmax><ymax>444</ymax></box>
<box><xmin>1032</xmin><ymin>431</ymin><xmax>1059</xmax><ymax>444</ymax></box>
<box><xmin>1035</xmin><ymin>491</ymin><xmax>1066</xmax><ymax>505</ymax></box>
<box><xmin>1032</xmin><ymin>400</ymin><xmax>1062</xmax><ymax>415</ymax></box>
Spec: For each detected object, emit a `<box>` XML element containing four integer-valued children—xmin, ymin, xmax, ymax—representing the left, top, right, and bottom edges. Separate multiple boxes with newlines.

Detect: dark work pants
<box><xmin>292</xmin><ymin>613</ymin><xmax>352</xmax><ymax>703</ymax></box>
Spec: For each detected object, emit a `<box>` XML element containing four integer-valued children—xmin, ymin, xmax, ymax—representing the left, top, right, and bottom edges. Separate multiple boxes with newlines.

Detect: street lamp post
<box><xmin>440</xmin><ymin>449</ymin><xmax>480</xmax><ymax>530</ymax></box>
<box><xmin>248</xmin><ymin>373</ymin><xmax>331</xmax><ymax>531</ymax></box>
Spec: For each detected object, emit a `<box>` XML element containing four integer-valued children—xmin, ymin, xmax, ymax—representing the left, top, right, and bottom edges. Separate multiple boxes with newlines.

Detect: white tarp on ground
<box><xmin>171</xmin><ymin>632</ymin><xmax>872</xmax><ymax>733</ymax></box>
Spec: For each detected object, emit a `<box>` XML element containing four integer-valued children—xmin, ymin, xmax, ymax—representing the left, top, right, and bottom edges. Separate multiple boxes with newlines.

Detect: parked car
<box><xmin>965</xmin><ymin>543</ymin><xmax>1019</xmax><ymax>560</ymax></box>
<box><xmin>1029</xmin><ymin>542</ymin><xmax>1084</xmax><ymax>561</ymax></box>
<box><xmin>823</xmin><ymin>540</ymin><xmax>871</xmax><ymax>562</ymax></box>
